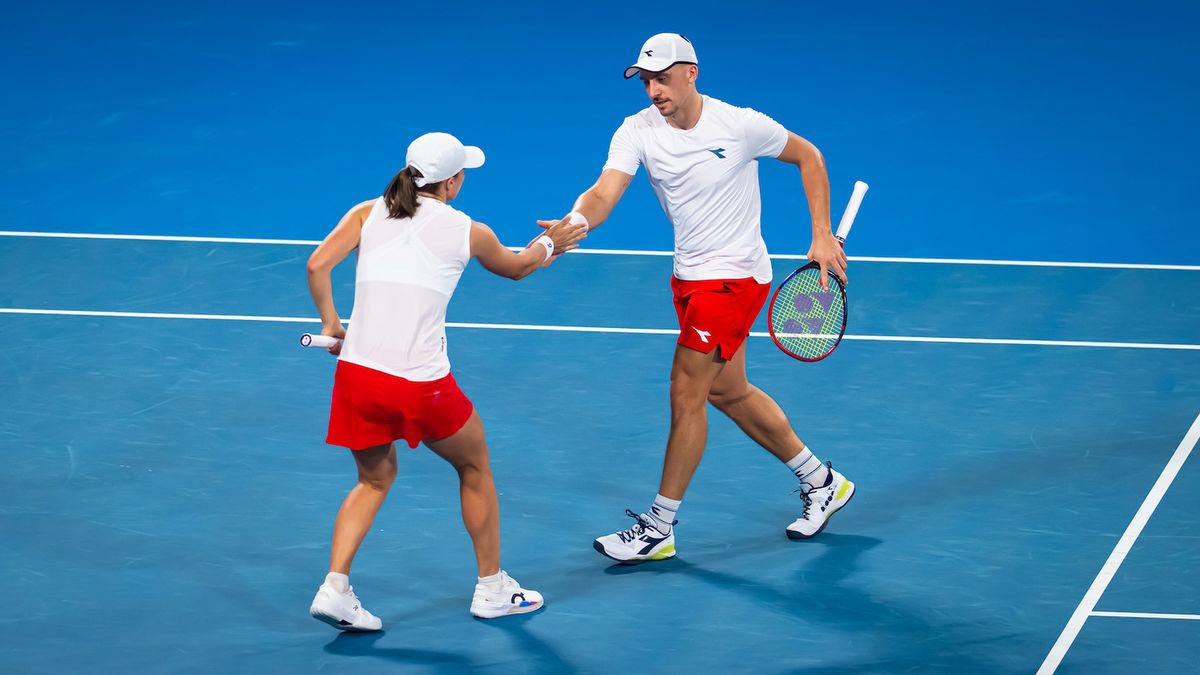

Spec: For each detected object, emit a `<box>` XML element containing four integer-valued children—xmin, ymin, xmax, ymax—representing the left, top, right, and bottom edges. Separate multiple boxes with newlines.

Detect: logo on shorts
<box><xmin>692</xmin><ymin>327</ymin><xmax>711</xmax><ymax>344</ymax></box>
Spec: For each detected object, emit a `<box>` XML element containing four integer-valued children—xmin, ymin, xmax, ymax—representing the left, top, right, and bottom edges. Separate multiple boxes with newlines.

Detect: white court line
<box><xmin>1038</xmin><ymin>410</ymin><xmax>1200</xmax><ymax>674</ymax></box>
<box><xmin>0</xmin><ymin>308</ymin><xmax>322</xmax><ymax>323</ymax></box>
<box><xmin>1</xmin><ymin>308</ymin><xmax>1200</xmax><ymax>351</ymax></box>
<box><xmin>0</xmin><ymin>230</ymin><xmax>322</xmax><ymax>246</ymax></box>
<box><xmin>793</xmin><ymin>334</ymin><xmax>1200</xmax><ymax>351</ymax></box>
<box><xmin>2</xmin><ymin>230</ymin><xmax>1198</xmax><ymax>271</ymax></box>
<box><xmin>1090</xmin><ymin>611</ymin><xmax>1200</xmax><ymax>621</ymax></box>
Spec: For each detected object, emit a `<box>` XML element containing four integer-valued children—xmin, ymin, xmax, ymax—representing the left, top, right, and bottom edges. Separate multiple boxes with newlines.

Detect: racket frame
<box><xmin>766</xmin><ymin>261</ymin><xmax>848</xmax><ymax>362</ymax></box>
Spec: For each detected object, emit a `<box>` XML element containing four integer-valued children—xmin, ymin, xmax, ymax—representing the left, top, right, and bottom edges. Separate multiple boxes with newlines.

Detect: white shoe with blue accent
<box><xmin>787</xmin><ymin>463</ymin><xmax>855</xmax><ymax>539</ymax></box>
<box><xmin>593</xmin><ymin>510</ymin><xmax>677</xmax><ymax>564</ymax></box>
<box><xmin>470</xmin><ymin>571</ymin><xmax>544</xmax><ymax>619</ymax></box>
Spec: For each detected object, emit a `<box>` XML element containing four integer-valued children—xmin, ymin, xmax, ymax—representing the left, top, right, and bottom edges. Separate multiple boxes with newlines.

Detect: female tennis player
<box><xmin>305</xmin><ymin>132</ymin><xmax>586</xmax><ymax>630</ymax></box>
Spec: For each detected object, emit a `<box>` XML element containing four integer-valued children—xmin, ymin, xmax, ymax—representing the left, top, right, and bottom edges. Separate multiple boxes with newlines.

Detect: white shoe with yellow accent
<box><xmin>786</xmin><ymin>463</ymin><xmax>855</xmax><ymax>539</ymax></box>
<box><xmin>593</xmin><ymin>510</ymin><xmax>677</xmax><ymax>564</ymax></box>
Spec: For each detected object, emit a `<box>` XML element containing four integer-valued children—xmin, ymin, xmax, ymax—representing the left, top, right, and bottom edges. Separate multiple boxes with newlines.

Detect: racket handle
<box><xmin>835</xmin><ymin>180</ymin><xmax>869</xmax><ymax>243</ymax></box>
<box><xmin>300</xmin><ymin>333</ymin><xmax>342</xmax><ymax>349</ymax></box>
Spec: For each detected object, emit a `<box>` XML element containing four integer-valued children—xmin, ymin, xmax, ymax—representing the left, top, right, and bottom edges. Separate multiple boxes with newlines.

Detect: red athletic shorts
<box><xmin>671</xmin><ymin>276</ymin><xmax>771</xmax><ymax>359</ymax></box>
<box><xmin>326</xmin><ymin>360</ymin><xmax>474</xmax><ymax>450</ymax></box>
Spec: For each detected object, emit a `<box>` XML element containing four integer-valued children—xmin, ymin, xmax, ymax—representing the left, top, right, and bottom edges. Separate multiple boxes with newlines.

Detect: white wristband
<box><xmin>532</xmin><ymin>235</ymin><xmax>554</xmax><ymax>260</ymax></box>
<box><xmin>567</xmin><ymin>211</ymin><xmax>590</xmax><ymax>230</ymax></box>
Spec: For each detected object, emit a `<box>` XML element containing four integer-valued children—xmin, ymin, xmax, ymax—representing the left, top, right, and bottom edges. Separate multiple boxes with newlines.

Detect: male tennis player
<box><xmin>306</xmin><ymin>132</ymin><xmax>585</xmax><ymax>629</ymax></box>
<box><xmin>540</xmin><ymin>33</ymin><xmax>855</xmax><ymax>562</ymax></box>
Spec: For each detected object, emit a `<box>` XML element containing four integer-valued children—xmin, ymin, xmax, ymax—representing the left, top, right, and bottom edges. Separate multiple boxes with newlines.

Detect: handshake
<box><xmin>526</xmin><ymin>212</ymin><xmax>591</xmax><ymax>267</ymax></box>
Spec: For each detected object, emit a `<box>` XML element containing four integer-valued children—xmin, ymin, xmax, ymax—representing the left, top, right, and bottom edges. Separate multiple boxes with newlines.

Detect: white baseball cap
<box><xmin>623</xmin><ymin>33</ymin><xmax>698</xmax><ymax>79</ymax></box>
<box><xmin>406</xmin><ymin>132</ymin><xmax>485</xmax><ymax>187</ymax></box>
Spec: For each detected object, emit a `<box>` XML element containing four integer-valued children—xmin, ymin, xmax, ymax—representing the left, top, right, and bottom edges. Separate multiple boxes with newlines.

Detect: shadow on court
<box><xmin>325</xmin><ymin>631</ymin><xmax>477</xmax><ymax>668</ymax></box>
<box><xmin>323</xmin><ymin>610</ymin><xmax>580</xmax><ymax>672</ymax></box>
<box><xmin>604</xmin><ymin>533</ymin><xmax>1023</xmax><ymax>674</ymax></box>
<box><xmin>476</xmin><ymin>613</ymin><xmax>581</xmax><ymax>673</ymax></box>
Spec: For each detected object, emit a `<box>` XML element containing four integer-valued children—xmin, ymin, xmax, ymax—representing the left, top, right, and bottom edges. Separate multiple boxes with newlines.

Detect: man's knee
<box><xmin>708</xmin><ymin>384</ymin><xmax>753</xmax><ymax>412</ymax></box>
<box><xmin>669</xmin><ymin>377</ymin><xmax>711</xmax><ymax>414</ymax></box>
<box><xmin>669</xmin><ymin>347</ymin><xmax>726</xmax><ymax>413</ymax></box>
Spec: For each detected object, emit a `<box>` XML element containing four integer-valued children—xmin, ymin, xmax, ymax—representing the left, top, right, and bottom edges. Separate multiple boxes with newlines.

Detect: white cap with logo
<box><xmin>406</xmin><ymin>132</ymin><xmax>486</xmax><ymax>187</ymax></box>
<box><xmin>623</xmin><ymin>33</ymin><xmax>698</xmax><ymax>79</ymax></box>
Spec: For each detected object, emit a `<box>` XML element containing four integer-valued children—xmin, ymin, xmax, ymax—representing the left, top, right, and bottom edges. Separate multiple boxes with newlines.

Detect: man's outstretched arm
<box><xmin>537</xmin><ymin>169</ymin><xmax>634</xmax><ymax>233</ymax></box>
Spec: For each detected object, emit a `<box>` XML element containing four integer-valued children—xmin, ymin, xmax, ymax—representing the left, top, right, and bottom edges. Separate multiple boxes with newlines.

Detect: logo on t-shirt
<box><xmin>707</xmin><ymin>148</ymin><xmax>727</xmax><ymax>159</ymax></box>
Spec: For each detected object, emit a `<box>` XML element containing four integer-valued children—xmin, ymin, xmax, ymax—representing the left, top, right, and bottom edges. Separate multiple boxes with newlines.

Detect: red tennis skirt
<box><xmin>326</xmin><ymin>360</ymin><xmax>474</xmax><ymax>450</ymax></box>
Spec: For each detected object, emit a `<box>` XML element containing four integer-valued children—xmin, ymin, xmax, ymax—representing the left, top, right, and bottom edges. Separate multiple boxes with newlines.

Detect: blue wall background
<box><xmin>2</xmin><ymin>0</ymin><xmax>1197</xmax><ymax>264</ymax></box>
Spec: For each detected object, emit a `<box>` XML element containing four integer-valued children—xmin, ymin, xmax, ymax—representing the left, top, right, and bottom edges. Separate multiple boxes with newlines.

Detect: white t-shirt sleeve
<box><xmin>602</xmin><ymin>119</ymin><xmax>641</xmax><ymax>176</ymax></box>
<box><xmin>742</xmin><ymin>108</ymin><xmax>790</xmax><ymax>159</ymax></box>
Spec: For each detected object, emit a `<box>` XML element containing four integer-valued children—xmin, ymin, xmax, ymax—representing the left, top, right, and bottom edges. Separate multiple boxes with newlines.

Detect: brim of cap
<box><xmin>462</xmin><ymin>145</ymin><xmax>485</xmax><ymax>169</ymax></box>
<box><xmin>623</xmin><ymin>59</ymin><xmax>694</xmax><ymax>79</ymax></box>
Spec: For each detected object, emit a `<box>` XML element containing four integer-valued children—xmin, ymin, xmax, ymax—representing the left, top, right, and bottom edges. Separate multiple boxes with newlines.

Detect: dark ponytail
<box><xmin>383</xmin><ymin>167</ymin><xmax>450</xmax><ymax>219</ymax></box>
<box><xmin>384</xmin><ymin>167</ymin><xmax>421</xmax><ymax>219</ymax></box>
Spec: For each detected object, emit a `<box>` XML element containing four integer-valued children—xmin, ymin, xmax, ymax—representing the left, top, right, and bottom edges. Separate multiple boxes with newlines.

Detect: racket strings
<box><xmin>770</xmin><ymin>270</ymin><xmax>845</xmax><ymax>359</ymax></box>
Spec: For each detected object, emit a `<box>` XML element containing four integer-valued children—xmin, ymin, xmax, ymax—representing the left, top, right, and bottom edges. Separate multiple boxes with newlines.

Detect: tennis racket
<box><xmin>300</xmin><ymin>333</ymin><xmax>342</xmax><ymax>349</ymax></box>
<box><xmin>767</xmin><ymin>180</ymin><xmax>869</xmax><ymax>362</ymax></box>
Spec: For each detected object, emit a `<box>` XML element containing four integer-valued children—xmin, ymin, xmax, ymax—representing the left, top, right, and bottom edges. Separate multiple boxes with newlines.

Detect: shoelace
<box><xmin>336</xmin><ymin>585</ymin><xmax>362</xmax><ymax>612</ymax></box>
<box><xmin>794</xmin><ymin>488</ymin><xmax>814</xmax><ymax>518</ymax></box>
<box><xmin>497</xmin><ymin>572</ymin><xmax>515</xmax><ymax>591</ymax></box>
<box><xmin>478</xmin><ymin>571</ymin><xmax>518</xmax><ymax>598</ymax></box>
<box><xmin>616</xmin><ymin>509</ymin><xmax>653</xmax><ymax>543</ymax></box>
<box><xmin>793</xmin><ymin>462</ymin><xmax>835</xmax><ymax>519</ymax></box>
<box><xmin>349</xmin><ymin>589</ymin><xmax>363</xmax><ymax>611</ymax></box>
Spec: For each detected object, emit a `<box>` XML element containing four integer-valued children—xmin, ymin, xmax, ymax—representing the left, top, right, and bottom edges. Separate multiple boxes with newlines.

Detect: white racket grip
<box><xmin>835</xmin><ymin>180</ymin><xmax>869</xmax><ymax>243</ymax></box>
<box><xmin>300</xmin><ymin>333</ymin><xmax>342</xmax><ymax>349</ymax></box>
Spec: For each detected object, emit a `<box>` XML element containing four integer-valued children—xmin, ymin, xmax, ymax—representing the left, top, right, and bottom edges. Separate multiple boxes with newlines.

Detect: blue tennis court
<box><xmin>2</xmin><ymin>235</ymin><xmax>1197</xmax><ymax>673</ymax></box>
<box><xmin>3</xmin><ymin>2</ymin><xmax>1198</xmax><ymax>673</ymax></box>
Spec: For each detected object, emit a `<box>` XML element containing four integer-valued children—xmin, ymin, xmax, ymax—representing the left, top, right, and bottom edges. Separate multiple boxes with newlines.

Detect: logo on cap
<box><xmin>645</xmin><ymin>50</ymin><xmax>653</xmax><ymax>57</ymax></box>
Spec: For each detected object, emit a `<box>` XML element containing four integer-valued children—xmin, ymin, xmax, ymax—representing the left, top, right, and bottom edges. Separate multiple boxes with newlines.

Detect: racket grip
<box><xmin>300</xmin><ymin>333</ymin><xmax>342</xmax><ymax>349</ymax></box>
<box><xmin>835</xmin><ymin>181</ymin><xmax>869</xmax><ymax>243</ymax></box>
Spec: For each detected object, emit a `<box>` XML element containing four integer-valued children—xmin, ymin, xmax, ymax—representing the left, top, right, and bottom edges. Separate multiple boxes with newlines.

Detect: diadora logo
<box><xmin>645</xmin><ymin>49</ymin><xmax>654</xmax><ymax>57</ymax></box>
<box><xmin>708</xmin><ymin>148</ymin><xmax>727</xmax><ymax>159</ymax></box>
<box><xmin>692</xmin><ymin>327</ymin><xmax>711</xmax><ymax>343</ymax></box>
<box><xmin>637</xmin><ymin>531</ymin><xmax>667</xmax><ymax>554</ymax></box>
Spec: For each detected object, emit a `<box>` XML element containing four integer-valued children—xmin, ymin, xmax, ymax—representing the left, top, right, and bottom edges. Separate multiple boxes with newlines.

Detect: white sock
<box><xmin>325</xmin><ymin>572</ymin><xmax>350</xmax><ymax>594</ymax></box>
<box><xmin>477</xmin><ymin>571</ymin><xmax>503</xmax><ymax>589</ymax></box>
<box><xmin>786</xmin><ymin>447</ymin><xmax>830</xmax><ymax>490</ymax></box>
<box><xmin>648</xmin><ymin>494</ymin><xmax>680</xmax><ymax>533</ymax></box>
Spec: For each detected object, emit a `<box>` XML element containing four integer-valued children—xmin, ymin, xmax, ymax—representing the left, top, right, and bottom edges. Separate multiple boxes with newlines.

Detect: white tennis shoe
<box><xmin>310</xmin><ymin>579</ymin><xmax>382</xmax><ymax>632</ymax></box>
<box><xmin>593</xmin><ymin>510</ymin><xmax>676</xmax><ymax>563</ymax></box>
<box><xmin>787</xmin><ymin>463</ymin><xmax>855</xmax><ymax>539</ymax></box>
<box><xmin>470</xmin><ymin>571</ymin><xmax>544</xmax><ymax>618</ymax></box>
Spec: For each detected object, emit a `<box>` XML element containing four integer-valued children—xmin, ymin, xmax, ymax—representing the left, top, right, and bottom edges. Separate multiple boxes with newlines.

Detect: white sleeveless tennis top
<box><xmin>339</xmin><ymin>196</ymin><xmax>471</xmax><ymax>381</ymax></box>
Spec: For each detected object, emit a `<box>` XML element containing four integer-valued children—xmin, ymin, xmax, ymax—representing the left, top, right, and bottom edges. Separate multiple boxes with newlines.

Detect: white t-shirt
<box><xmin>339</xmin><ymin>196</ymin><xmax>471</xmax><ymax>381</ymax></box>
<box><xmin>603</xmin><ymin>95</ymin><xmax>789</xmax><ymax>284</ymax></box>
